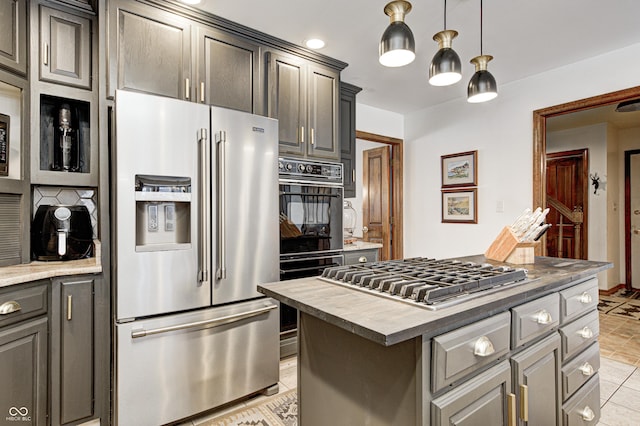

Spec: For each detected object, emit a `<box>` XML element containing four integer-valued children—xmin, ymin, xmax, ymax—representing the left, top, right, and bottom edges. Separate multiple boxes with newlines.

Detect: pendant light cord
<box><xmin>444</xmin><ymin>0</ymin><xmax>447</xmax><ymax>29</ymax></box>
<box><xmin>480</xmin><ymin>0</ymin><xmax>483</xmax><ymax>55</ymax></box>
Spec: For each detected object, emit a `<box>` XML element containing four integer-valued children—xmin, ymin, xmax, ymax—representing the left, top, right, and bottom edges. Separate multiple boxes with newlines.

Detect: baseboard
<box><xmin>599</xmin><ymin>283</ymin><xmax>626</xmax><ymax>296</ymax></box>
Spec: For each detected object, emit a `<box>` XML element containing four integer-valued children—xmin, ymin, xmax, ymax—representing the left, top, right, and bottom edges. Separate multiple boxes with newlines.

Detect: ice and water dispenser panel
<box><xmin>135</xmin><ymin>175</ymin><xmax>191</xmax><ymax>251</ymax></box>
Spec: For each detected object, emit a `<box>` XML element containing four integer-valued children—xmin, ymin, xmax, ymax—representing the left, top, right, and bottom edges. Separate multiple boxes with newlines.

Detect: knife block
<box><xmin>485</xmin><ymin>226</ymin><xmax>539</xmax><ymax>264</ymax></box>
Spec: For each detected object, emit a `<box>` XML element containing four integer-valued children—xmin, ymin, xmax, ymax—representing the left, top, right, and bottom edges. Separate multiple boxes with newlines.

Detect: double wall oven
<box><xmin>278</xmin><ymin>158</ymin><xmax>343</xmax><ymax>355</ymax></box>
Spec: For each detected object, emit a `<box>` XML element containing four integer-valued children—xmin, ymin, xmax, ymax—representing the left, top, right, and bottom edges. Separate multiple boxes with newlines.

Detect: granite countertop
<box><xmin>0</xmin><ymin>240</ymin><xmax>103</xmax><ymax>288</ymax></box>
<box><xmin>342</xmin><ymin>240</ymin><xmax>383</xmax><ymax>251</ymax></box>
<box><xmin>258</xmin><ymin>255</ymin><xmax>612</xmax><ymax>346</ymax></box>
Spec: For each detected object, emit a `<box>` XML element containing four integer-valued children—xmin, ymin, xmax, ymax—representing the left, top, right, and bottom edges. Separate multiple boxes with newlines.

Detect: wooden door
<box><xmin>362</xmin><ymin>146</ymin><xmax>391</xmax><ymax>260</ymax></box>
<box><xmin>545</xmin><ymin>150</ymin><xmax>588</xmax><ymax>259</ymax></box>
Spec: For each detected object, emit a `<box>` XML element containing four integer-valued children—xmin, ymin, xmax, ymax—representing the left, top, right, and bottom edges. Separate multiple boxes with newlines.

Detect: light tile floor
<box><xmin>182</xmin><ymin>311</ymin><xmax>639</xmax><ymax>425</ymax></box>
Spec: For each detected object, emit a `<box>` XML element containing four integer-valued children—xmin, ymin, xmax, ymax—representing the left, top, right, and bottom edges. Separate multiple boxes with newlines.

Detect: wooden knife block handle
<box><xmin>485</xmin><ymin>226</ymin><xmax>539</xmax><ymax>264</ymax></box>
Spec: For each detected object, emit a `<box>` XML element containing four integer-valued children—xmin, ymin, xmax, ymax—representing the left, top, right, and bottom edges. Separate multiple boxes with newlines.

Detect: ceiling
<box><xmin>547</xmin><ymin>103</ymin><xmax>640</xmax><ymax>133</ymax></box>
<box><xmin>193</xmin><ymin>0</ymin><xmax>640</xmax><ymax>115</ymax></box>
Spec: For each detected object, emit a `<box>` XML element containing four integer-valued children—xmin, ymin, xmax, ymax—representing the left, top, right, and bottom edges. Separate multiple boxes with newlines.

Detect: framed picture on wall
<box><xmin>442</xmin><ymin>188</ymin><xmax>477</xmax><ymax>224</ymax></box>
<box><xmin>441</xmin><ymin>150</ymin><xmax>477</xmax><ymax>188</ymax></box>
<box><xmin>0</xmin><ymin>113</ymin><xmax>9</xmax><ymax>176</ymax></box>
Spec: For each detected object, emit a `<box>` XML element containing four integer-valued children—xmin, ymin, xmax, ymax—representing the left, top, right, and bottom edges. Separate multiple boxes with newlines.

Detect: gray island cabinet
<box><xmin>258</xmin><ymin>255</ymin><xmax>611</xmax><ymax>426</ymax></box>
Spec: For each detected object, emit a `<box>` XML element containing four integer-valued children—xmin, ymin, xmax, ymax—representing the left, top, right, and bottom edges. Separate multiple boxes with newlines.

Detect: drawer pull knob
<box><xmin>358</xmin><ymin>256</ymin><xmax>368</xmax><ymax>263</ymax></box>
<box><xmin>474</xmin><ymin>336</ymin><xmax>495</xmax><ymax>357</ymax></box>
<box><xmin>0</xmin><ymin>301</ymin><xmax>22</xmax><ymax>315</ymax></box>
<box><xmin>580</xmin><ymin>405</ymin><xmax>595</xmax><ymax>422</ymax></box>
<box><xmin>579</xmin><ymin>292</ymin><xmax>593</xmax><ymax>304</ymax></box>
<box><xmin>578</xmin><ymin>326</ymin><xmax>594</xmax><ymax>339</ymax></box>
<box><xmin>579</xmin><ymin>362</ymin><xmax>594</xmax><ymax>376</ymax></box>
<box><xmin>535</xmin><ymin>309</ymin><xmax>553</xmax><ymax>325</ymax></box>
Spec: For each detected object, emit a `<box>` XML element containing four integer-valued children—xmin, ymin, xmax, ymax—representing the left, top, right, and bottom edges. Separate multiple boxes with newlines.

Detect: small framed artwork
<box><xmin>0</xmin><ymin>113</ymin><xmax>9</xmax><ymax>176</ymax></box>
<box><xmin>442</xmin><ymin>188</ymin><xmax>477</xmax><ymax>224</ymax></box>
<box><xmin>441</xmin><ymin>150</ymin><xmax>477</xmax><ymax>188</ymax></box>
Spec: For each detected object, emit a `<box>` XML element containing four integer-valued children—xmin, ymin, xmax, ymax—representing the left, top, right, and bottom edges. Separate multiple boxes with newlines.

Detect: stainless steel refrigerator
<box><xmin>112</xmin><ymin>90</ymin><xmax>280</xmax><ymax>426</ymax></box>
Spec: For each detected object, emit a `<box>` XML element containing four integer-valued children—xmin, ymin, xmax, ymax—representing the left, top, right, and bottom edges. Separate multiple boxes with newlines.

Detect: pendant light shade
<box><xmin>468</xmin><ymin>55</ymin><xmax>497</xmax><ymax>103</ymax></box>
<box><xmin>467</xmin><ymin>0</ymin><xmax>497</xmax><ymax>103</ymax></box>
<box><xmin>429</xmin><ymin>0</ymin><xmax>461</xmax><ymax>86</ymax></box>
<box><xmin>379</xmin><ymin>1</ymin><xmax>415</xmax><ymax>67</ymax></box>
<box><xmin>429</xmin><ymin>30</ymin><xmax>462</xmax><ymax>86</ymax></box>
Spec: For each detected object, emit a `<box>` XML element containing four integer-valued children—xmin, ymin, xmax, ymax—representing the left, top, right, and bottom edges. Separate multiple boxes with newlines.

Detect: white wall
<box><xmin>546</xmin><ymin>124</ymin><xmax>609</xmax><ymax>288</ymax></box>
<box><xmin>399</xmin><ymin>42</ymin><xmax>640</xmax><ymax>261</ymax></box>
<box><xmin>607</xmin><ymin>125</ymin><xmax>621</xmax><ymax>289</ymax></box>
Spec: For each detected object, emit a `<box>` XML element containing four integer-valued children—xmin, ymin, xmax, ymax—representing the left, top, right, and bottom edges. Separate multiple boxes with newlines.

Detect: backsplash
<box><xmin>33</xmin><ymin>186</ymin><xmax>98</xmax><ymax>238</ymax></box>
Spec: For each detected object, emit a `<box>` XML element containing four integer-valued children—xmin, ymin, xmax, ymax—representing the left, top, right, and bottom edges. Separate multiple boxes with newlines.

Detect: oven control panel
<box><xmin>278</xmin><ymin>158</ymin><xmax>343</xmax><ymax>183</ymax></box>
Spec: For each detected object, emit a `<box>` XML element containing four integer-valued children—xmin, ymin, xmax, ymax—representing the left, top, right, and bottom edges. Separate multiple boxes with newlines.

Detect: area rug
<box><xmin>599</xmin><ymin>295</ymin><xmax>640</xmax><ymax>320</ymax></box>
<box><xmin>203</xmin><ymin>389</ymin><xmax>297</xmax><ymax>426</ymax></box>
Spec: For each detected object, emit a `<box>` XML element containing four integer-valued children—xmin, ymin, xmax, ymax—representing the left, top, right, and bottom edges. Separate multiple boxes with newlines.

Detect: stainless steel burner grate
<box><xmin>320</xmin><ymin>257</ymin><xmax>529</xmax><ymax>310</ymax></box>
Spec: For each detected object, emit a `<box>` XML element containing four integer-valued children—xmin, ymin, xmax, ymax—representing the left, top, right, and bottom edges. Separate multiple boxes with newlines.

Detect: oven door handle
<box><xmin>131</xmin><ymin>303</ymin><xmax>277</xmax><ymax>339</ymax></box>
<box><xmin>280</xmin><ymin>263</ymin><xmax>341</xmax><ymax>275</ymax></box>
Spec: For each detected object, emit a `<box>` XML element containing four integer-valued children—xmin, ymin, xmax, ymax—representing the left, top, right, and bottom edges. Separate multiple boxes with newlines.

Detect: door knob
<box><xmin>634</xmin><ymin>210</ymin><xmax>640</xmax><ymax>215</ymax></box>
<box><xmin>635</xmin><ymin>229</ymin><xmax>640</xmax><ymax>235</ymax></box>
<box><xmin>362</xmin><ymin>226</ymin><xmax>369</xmax><ymax>233</ymax></box>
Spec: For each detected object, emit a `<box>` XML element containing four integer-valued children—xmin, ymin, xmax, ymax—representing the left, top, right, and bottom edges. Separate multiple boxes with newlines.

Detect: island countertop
<box><xmin>258</xmin><ymin>255</ymin><xmax>611</xmax><ymax>346</ymax></box>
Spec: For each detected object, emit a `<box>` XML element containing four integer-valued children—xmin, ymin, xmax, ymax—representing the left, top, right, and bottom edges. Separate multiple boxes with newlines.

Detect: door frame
<box><xmin>624</xmin><ymin>149</ymin><xmax>640</xmax><ymax>291</ymax></box>
<box><xmin>356</xmin><ymin>130</ymin><xmax>403</xmax><ymax>260</ymax></box>
<box><xmin>532</xmin><ymin>85</ymin><xmax>640</xmax><ymax>259</ymax></box>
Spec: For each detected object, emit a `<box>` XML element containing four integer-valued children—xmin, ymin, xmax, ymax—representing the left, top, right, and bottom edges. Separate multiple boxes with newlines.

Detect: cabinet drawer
<box><xmin>432</xmin><ymin>311</ymin><xmax>510</xmax><ymax>392</ymax></box>
<box><xmin>344</xmin><ymin>249</ymin><xmax>378</xmax><ymax>265</ymax></box>
<box><xmin>512</xmin><ymin>293</ymin><xmax>560</xmax><ymax>347</ymax></box>
<box><xmin>560</xmin><ymin>279</ymin><xmax>598</xmax><ymax>323</ymax></box>
<box><xmin>562</xmin><ymin>374</ymin><xmax>600</xmax><ymax>425</ymax></box>
<box><xmin>560</xmin><ymin>310</ymin><xmax>599</xmax><ymax>361</ymax></box>
<box><xmin>0</xmin><ymin>282</ymin><xmax>48</xmax><ymax>328</ymax></box>
<box><xmin>562</xmin><ymin>342</ymin><xmax>599</xmax><ymax>401</ymax></box>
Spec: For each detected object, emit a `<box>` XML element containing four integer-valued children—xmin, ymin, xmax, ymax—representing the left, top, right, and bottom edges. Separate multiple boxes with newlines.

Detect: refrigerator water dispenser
<box><xmin>135</xmin><ymin>175</ymin><xmax>191</xmax><ymax>251</ymax></box>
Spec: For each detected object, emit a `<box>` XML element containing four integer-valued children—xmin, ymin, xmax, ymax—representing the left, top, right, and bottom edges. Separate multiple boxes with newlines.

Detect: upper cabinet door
<box><xmin>108</xmin><ymin>0</ymin><xmax>191</xmax><ymax>100</ymax></box>
<box><xmin>307</xmin><ymin>64</ymin><xmax>339</xmax><ymax>160</ymax></box>
<box><xmin>266</xmin><ymin>51</ymin><xmax>307</xmax><ymax>157</ymax></box>
<box><xmin>196</xmin><ymin>27</ymin><xmax>260</xmax><ymax>113</ymax></box>
<box><xmin>40</xmin><ymin>5</ymin><xmax>92</xmax><ymax>89</ymax></box>
<box><xmin>0</xmin><ymin>0</ymin><xmax>27</xmax><ymax>75</ymax></box>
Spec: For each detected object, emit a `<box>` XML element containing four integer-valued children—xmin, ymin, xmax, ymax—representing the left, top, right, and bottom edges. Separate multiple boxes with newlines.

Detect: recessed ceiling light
<box><xmin>305</xmin><ymin>39</ymin><xmax>325</xmax><ymax>50</ymax></box>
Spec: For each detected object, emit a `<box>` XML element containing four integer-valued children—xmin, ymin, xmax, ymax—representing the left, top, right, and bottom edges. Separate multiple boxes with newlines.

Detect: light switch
<box><xmin>496</xmin><ymin>200</ymin><xmax>504</xmax><ymax>213</ymax></box>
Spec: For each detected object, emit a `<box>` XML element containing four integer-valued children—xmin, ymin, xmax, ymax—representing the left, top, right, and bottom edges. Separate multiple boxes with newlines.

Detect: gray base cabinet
<box><xmin>0</xmin><ymin>0</ymin><xmax>28</xmax><ymax>75</ymax></box>
<box><xmin>0</xmin><ymin>275</ymin><xmax>104</xmax><ymax>426</ymax></box>
<box><xmin>297</xmin><ymin>275</ymin><xmax>602</xmax><ymax>425</ymax></box>
<box><xmin>50</xmin><ymin>276</ymin><xmax>95</xmax><ymax>425</ymax></box>
<box><xmin>0</xmin><ymin>281</ymin><xmax>49</xmax><ymax>426</ymax></box>
<box><xmin>344</xmin><ymin>248</ymin><xmax>379</xmax><ymax>265</ymax></box>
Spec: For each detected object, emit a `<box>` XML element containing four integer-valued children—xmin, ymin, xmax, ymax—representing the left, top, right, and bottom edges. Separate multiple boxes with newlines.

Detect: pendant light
<box><xmin>429</xmin><ymin>0</ymin><xmax>462</xmax><ymax>86</ymax></box>
<box><xmin>379</xmin><ymin>1</ymin><xmax>415</xmax><ymax>67</ymax></box>
<box><xmin>467</xmin><ymin>0</ymin><xmax>498</xmax><ymax>103</ymax></box>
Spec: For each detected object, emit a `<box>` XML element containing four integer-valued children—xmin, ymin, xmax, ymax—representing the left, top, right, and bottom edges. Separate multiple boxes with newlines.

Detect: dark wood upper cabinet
<box><xmin>0</xmin><ymin>0</ymin><xmax>28</xmax><ymax>75</ymax></box>
<box><xmin>195</xmin><ymin>26</ymin><xmax>261</xmax><ymax>113</ymax></box>
<box><xmin>340</xmin><ymin>82</ymin><xmax>362</xmax><ymax>198</ymax></box>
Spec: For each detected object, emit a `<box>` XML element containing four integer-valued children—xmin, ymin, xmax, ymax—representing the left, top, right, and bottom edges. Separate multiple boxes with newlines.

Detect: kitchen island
<box><xmin>258</xmin><ymin>255</ymin><xmax>611</xmax><ymax>426</ymax></box>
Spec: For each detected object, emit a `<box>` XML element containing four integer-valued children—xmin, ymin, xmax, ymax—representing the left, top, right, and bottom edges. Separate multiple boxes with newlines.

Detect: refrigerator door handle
<box><xmin>130</xmin><ymin>302</ymin><xmax>277</xmax><ymax>338</ymax></box>
<box><xmin>216</xmin><ymin>130</ymin><xmax>227</xmax><ymax>280</ymax></box>
<box><xmin>198</xmin><ymin>128</ymin><xmax>210</xmax><ymax>285</ymax></box>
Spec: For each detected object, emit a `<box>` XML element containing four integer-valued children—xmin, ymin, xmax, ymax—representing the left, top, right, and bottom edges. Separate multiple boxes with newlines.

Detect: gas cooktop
<box><xmin>320</xmin><ymin>257</ymin><xmax>530</xmax><ymax>310</ymax></box>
